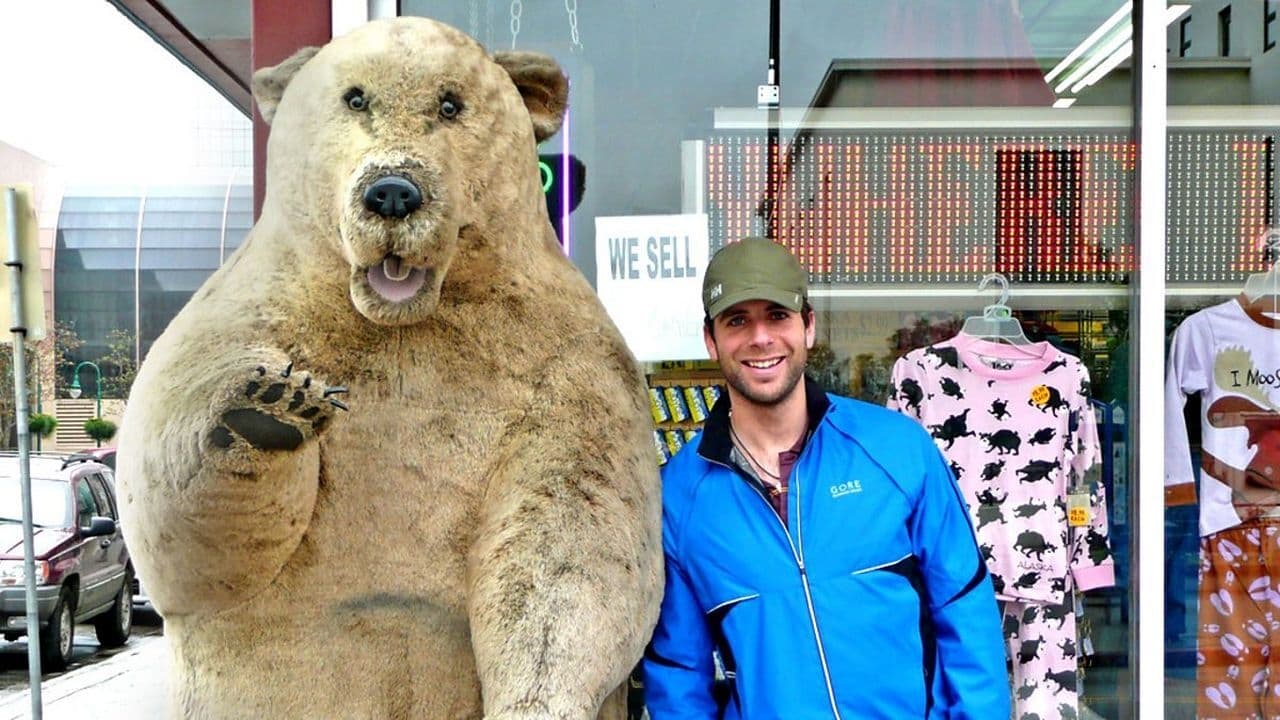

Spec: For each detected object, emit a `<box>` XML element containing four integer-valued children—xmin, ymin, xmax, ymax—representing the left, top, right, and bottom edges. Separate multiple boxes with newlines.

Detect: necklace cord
<box><xmin>729</xmin><ymin>419</ymin><xmax>782</xmax><ymax>483</ymax></box>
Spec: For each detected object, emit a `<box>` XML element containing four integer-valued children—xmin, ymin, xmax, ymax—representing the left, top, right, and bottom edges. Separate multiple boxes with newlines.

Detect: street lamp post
<box><xmin>68</xmin><ymin>361</ymin><xmax>102</xmax><ymax>445</ymax></box>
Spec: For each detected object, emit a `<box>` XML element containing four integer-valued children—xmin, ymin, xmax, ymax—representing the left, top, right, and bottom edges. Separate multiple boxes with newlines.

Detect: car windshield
<box><xmin>0</xmin><ymin>477</ymin><xmax>69</xmax><ymax>528</ymax></box>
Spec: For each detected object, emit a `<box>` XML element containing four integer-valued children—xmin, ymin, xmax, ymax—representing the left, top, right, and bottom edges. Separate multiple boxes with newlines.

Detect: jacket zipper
<box><xmin>793</xmin><ymin>466</ymin><xmax>842</xmax><ymax>720</ymax></box>
<box><xmin>709</xmin><ymin>457</ymin><xmax>843</xmax><ymax>720</ymax></box>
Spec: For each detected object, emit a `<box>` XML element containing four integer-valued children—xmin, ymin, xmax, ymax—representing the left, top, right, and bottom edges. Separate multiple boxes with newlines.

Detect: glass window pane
<box><xmin>76</xmin><ymin>479</ymin><xmax>97</xmax><ymax>527</ymax></box>
<box><xmin>54</xmin><ymin>181</ymin><xmax>250</xmax><ymax>382</ymax></box>
<box><xmin>1164</xmin><ymin>1</ymin><xmax>1280</xmax><ymax>716</ymax></box>
<box><xmin>402</xmin><ymin>2</ymin><xmax>1134</xmax><ymax>717</ymax></box>
<box><xmin>87</xmin><ymin>476</ymin><xmax>113</xmax><ymax>520</ymax></box>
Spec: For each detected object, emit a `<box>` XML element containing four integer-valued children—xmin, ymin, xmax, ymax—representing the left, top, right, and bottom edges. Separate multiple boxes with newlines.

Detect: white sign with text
<box><xmin>595</xmin><ymin>214</ymin><xmax>710</xmax><ymax>362</ymax></box>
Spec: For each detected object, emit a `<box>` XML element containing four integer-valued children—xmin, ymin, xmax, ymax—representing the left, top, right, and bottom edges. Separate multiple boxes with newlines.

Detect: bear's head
<box><xmin>252</xmin><ymin>17</ymin><xmax>567</xmax><ymax>326</ymax></box>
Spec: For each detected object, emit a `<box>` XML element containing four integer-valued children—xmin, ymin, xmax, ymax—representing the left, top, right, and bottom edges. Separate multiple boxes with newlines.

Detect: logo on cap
<box><xmin>701</xmin><ymin>237</ymin><xmax>808</xmax><ymax>319</ymax></box>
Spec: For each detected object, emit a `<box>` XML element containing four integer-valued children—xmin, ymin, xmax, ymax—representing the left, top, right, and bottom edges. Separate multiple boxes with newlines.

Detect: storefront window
<box><xmin>1163</xmin><ymin>1</ymin><xmax>1280</xmax><ymax>717</ymax></box>
<box><xmin>404</xmin><ymin>1</ymin><xmax>1142</xmax><ymax>716</ymax></box>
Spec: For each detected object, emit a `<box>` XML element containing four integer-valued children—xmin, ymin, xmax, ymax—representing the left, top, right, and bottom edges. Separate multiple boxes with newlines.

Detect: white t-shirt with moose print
<box><xmin>888</xmin><ymin>333</ymin><xmax>1114</xmax><ymax>605</ymax></box>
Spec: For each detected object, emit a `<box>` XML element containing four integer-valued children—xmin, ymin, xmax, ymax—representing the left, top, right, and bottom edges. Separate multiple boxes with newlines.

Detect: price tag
<box><xmin>1067</xmin><ymin>490</ymin><xmax>1090</xmax><ymax>527</ymax></box>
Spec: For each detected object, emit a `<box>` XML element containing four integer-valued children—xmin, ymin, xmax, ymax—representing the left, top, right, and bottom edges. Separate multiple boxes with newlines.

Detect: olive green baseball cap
<box><xmin>702</xmin><ymin>237</ymin><xmax>808</xmax><ymax>319</ymax></box>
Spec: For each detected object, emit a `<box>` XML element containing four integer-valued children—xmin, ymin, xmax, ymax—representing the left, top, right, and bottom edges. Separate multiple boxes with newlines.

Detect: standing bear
<box><xmin>116</xmin><ymin>17</ymin><xmax>662</xmax><ymax>720</ymax></box>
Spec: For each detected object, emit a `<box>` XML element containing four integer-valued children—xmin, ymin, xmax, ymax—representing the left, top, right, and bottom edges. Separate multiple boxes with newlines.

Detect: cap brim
<box><xmin>707</xmin><ymin>286</ymin><xmax>805</xmax><ymax>319</ymax></box>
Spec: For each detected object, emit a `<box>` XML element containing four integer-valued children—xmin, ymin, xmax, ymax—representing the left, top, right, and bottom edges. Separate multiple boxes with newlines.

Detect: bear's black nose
<box><xmin>363</xmin><ymin>175</ymin><xmax>423</xmax><ymax>219</ymax></box>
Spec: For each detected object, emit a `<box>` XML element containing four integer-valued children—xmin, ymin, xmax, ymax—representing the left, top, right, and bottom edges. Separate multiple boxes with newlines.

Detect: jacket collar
<box><xmin>698</xmin><ymin>376</ymin><xmax>831</xmax><ymax>466</ymax></box>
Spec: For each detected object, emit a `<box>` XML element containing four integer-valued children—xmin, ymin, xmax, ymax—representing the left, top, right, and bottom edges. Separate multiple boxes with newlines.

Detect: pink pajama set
<box><xmin>890</xmin><ymin>333</ymin><xmax>1115</xmax><ymax>720</ymax></box>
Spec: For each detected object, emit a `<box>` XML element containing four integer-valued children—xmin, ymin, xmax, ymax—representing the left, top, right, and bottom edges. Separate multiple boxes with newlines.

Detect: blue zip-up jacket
<box><xmin>644</xmin><ymin>380</ymin><xmax>1010</xmax><ymax>719</ymax></box>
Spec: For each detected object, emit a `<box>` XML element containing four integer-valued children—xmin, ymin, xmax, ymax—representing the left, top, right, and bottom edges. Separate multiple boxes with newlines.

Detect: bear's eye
<box><xmin>343</xmin><ymin>87</ymin><xmax>368</xmax><ymax>112</ymax></box>
<box><xmin>438</xmin><ymin>94</ymin><xmax>463</xmax><ymax>120</ymax></box>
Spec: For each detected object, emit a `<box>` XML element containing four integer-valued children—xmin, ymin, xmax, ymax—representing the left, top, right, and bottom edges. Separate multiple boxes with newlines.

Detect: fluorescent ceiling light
<box><xmin>1044</xmin><ymin>2</ymin><xmax>1132</xmax><ymax>84</ymax></box>
<box><xmin>1048</xmin><ymin>3</ymin><xmax>1194</xmax><ymax>97</ymax></box>
<box><xmin>1052</xmin><ymin>97</ymin><xmax>1078</xmax><ymax>109</ymax></box>
<box><xmin>1055</xmin><ymin>24</ymin><xmax>1131</xmax><ymax>94</ymax></box>
<box><xmin>1072</xmin><ymin>40</ymin><xmax>1133</xmax><ymax>92</ymax></box>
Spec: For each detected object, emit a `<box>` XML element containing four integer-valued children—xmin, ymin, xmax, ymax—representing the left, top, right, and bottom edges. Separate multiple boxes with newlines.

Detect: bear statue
<box><xmin>117</xmin><ymin>16</ymin><xmax>662</xmax><ymax>720</ymax></box>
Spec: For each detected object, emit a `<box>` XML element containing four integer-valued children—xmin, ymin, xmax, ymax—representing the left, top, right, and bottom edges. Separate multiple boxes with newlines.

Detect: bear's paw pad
<box><xmin>210</xmin><ymin>363</ymin><xmax>348</xmax><ymax>452</ymax></box>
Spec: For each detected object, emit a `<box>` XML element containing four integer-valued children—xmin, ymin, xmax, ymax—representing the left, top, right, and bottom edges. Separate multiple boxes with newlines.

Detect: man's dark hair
<box><xmin>704</xmin><ymin>300</ymin><xmax>814</xmax><ymax>340</ymax></box>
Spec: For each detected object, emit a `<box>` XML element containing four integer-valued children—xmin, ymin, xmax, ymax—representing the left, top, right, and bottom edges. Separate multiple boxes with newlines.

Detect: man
<box><xmin>643</xmin><ymin>237</ymin><xmax>1010</xmax><ymax>719</ymax></box>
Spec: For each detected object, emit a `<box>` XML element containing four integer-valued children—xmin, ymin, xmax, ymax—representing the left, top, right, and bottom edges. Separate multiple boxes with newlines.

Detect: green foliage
<box><xmin>52</xmin><ymin>321</ymin><xmax>84</xmax><ymax>391</ymax></box>
<box><xmin>852</xmin><ymin>353</ymin><xmax>893</xmax><ymax>405</ymax></box>
<box><xmin>100</xmin><ymin>329</ymin><xmax>138</xmax><ymax>399</ymax></box>
<box><xmin>0</xmin><ymin>321</ymin><xmax>83</xmax><ymax>449</ymax></box>
<box><xmin>27</xmin><ymin>413</ymin><xmax>57</xmax><ymax>438</ymax></box>
<box><xmin>807</xmin><ymin>342</ymin><xmax>850</xmax><ymax>397</ymax></box>
<box><xmin>83</xmin><ymin>417</ymin><xmax>117</xmax><ymax>443</ymax></box>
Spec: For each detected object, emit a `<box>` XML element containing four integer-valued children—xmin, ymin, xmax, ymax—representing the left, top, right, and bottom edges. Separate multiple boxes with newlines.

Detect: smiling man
<box><xmin>643</xmin><ymin>237</ymin><xmax>1010</xmax><ymax>719</ymax></box>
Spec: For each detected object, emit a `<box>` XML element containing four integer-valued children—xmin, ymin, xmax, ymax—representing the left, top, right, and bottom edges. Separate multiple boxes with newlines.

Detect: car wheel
<box><xmin>39</xmin><ymin>589</ymin><xmax>74</xmax><ymax>672</ymax></box>
<box><xmin>93</xmin><ymin>571</ymin><xmax>132</xmax><ymax>648</ymax></box>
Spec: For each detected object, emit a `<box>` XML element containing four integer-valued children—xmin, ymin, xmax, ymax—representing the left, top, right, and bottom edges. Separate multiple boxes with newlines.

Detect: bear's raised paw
<box><xmin>209</xmin><ymin>362</ymin><xmax>348</xmax><ymax>452</ymax></box>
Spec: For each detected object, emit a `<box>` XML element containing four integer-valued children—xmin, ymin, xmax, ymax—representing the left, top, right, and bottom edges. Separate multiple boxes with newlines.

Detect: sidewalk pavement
<box><xmin>0</xmin><ymin>635</ymin><xmax>169</xmax><ymax>720</ymax></box>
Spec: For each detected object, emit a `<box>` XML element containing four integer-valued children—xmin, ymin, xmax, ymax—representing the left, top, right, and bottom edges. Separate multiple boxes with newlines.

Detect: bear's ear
<box><xmin>252</xmin><ymin>46</ymin><xmax>322</xmax><ymax>125</ymax></box>
<box><xmin>493</xmin><ymin>51</ymin><xmax>568</xmax><ymax>143</ymax></box>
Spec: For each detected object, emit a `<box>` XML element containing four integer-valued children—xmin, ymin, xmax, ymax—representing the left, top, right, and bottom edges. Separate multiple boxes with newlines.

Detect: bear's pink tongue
<box><xmin>367</xmin><ymin>256</ymin><xmax>427</xmax><ymax>303</ymax></box>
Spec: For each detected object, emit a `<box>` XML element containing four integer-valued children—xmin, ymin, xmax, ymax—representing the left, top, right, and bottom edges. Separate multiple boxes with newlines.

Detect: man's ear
<box><xmin>252</xmin><ymin>46</ymin><xmax>321</xmax><ymax>125</ymax></box>
<box><xmin>493</xmin><ymin>51</ymin><xmax>568</xmax><ymax>142</ymax></box>
<box><xmin>704</xmin><ymin>324</ymin><xmax>720</xmax><ymax>362</ymax></box>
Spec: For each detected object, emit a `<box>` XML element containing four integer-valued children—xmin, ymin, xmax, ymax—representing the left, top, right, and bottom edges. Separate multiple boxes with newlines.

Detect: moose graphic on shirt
<box><xmin>1208</xmin><ymin>346</ymin><xmax>1280</xmax><ymax>519</ymax></box>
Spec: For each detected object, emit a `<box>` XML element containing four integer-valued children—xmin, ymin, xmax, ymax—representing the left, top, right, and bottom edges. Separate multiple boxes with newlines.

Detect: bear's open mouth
<box><xmin>366</xmin><ymin>254</ymin><xmax>428</xmax><ymax>303</ymax></box>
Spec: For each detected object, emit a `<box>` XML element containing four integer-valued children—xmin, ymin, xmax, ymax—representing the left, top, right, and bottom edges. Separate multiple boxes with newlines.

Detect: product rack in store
<box><xmin>647</xmin><ymin>370</ymin><xmax>725</xmax><ymax>466</ymax></box>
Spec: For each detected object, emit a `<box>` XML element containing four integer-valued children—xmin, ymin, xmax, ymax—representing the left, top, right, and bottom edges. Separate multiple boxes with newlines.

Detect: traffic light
<box><xmin>538</xmin><ymin>153</ymin><xmax>585</xmax><ymax>243</ymax></box>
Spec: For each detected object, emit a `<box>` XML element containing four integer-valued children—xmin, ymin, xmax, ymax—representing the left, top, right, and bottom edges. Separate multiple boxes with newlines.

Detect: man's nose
<box><xmin>748</xmin><ymin>321</ymin><xmax>774</xmax><ymax>346</ymax></box>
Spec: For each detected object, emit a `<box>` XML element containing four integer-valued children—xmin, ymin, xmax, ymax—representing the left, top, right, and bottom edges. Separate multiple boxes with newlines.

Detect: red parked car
<box><xmin>75</xmin><ymin>446</ymin><xmax>116</xmax><ymax>471</ymax></box>
<box><xmin>0</xmin><ymin>452</ymin><xmax>132</xmax><ymax>671</ymax></box>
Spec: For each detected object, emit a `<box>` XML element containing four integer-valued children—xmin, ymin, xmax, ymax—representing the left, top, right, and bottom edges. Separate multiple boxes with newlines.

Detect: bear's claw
<box><xmin>323</xmin><ymin>386</ymin><xmax>350</xmax><ymax>412</ymax></box>
<box><xmin>209</xmin><ymin>361</ymin><xmax>347</xmax><ymax>452</ymax></box>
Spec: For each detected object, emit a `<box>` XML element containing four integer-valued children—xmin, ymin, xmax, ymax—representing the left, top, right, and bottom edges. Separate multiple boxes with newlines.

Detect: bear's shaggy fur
<box><xmin>117</xmin><ymin>17</ymin><xmax>661</xmax><ymax>720</ymax></box>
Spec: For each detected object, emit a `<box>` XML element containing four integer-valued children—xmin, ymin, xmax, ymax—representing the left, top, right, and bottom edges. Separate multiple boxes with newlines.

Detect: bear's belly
<box><xmin>166</xmin><ymin>409</ymin><xmax>498</xmax><ymax>717</ymax></box>
<box><xmin>171</xmin><ymin>601</ymin><xmax>483</xmax><ymax>719</ymax></box>
<box><xmin>276</xmin><ymin>408</ymin><xmax>495</xmax><ymax>612</ymax></box>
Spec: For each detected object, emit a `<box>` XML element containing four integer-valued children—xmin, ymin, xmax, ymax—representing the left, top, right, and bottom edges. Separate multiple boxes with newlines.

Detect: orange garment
<box><xmin>1198</xmin><ymin>518</ymin><xmax>1280</xmax><ymax>719</ymax></box>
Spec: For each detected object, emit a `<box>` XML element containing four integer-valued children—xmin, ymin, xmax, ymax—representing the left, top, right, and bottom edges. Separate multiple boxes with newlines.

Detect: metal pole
<box><xmin>73</xmin><ymin>361</ymin><xmax>104</xmax><ymax>446</ymax></box>
<box><xmin>33</xmin><ymin>355</ymin><xmax>40</xmax><ymax>452</ymax></box>
<box><xmin>1135</xmin><ymin>0</ymin><xmax>1167</xmax><ymax>716</ymax></box>
<box><xmin>94</xmin><ymin>364</ymin><xmax>101</xmax><ymax>447</ymax></box>
<box><xmin>4</xmin><ymin>188</ymin><xmax>42</xmax><ymax>716</ymax></box>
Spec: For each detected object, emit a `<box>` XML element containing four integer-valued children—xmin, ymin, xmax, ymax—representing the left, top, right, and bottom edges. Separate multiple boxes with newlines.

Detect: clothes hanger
<box><xmin>1242</xmin><ymin>228</ymin><xmax>1280</xmax><ymax>315</ymax></box>
<box><xmin>959</xmin><ymin>272</ymin><xmax>1034</xmax><ymax>347</ymax></box>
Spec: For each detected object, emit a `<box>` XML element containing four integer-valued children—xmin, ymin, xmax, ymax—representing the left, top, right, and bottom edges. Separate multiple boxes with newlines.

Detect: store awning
<box><xmin>106</xmin><ymin>0</ymin><xmax>252</xmax><ymax>116</ymax></box>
